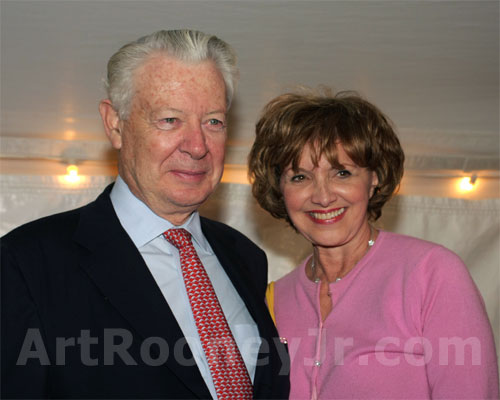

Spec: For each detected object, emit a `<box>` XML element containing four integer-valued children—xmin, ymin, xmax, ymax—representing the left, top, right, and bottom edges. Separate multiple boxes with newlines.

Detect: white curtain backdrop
<box><xmin>1</xmin><ymin>175</ymin><xmax>498</xmax><ymax>364</ymax></box>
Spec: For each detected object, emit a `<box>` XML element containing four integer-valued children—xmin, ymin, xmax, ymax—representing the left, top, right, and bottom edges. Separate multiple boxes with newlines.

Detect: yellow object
<box><xmin>63</xmin><ymin>164</ymin><xmax>81</xmax><ymax>184</ymax></box>
<box><xmin>265</xmin><ymin>281</ymin><xmax>276</xmax><ymax>325</ymax></box>
<box><xmin>67</xmin><ymin>164</ymin><xmax>78</xmax><ymax>176</ymax></box>
<box><xmin>458</xmin><ymin>176</ymin><xmax>476</xmax><ymax>192</ymax></box>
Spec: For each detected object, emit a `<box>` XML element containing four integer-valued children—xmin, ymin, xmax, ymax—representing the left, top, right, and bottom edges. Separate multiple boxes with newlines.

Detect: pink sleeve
<box><xmin>417</xmin><ymin>247</ymin><xmax>499</xmax><ymax>399</ymax></box>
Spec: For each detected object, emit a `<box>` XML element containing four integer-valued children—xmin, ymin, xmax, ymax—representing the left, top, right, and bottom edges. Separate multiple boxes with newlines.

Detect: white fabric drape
<box><xmin>1</xmin><ymin>175</ymin><xmax>498</xmax><ymax>359</ymax></box>
<box><xmin>0</xmin><ymin>175</ymin><xmax>115</xmax><ymax>235</ymax></box>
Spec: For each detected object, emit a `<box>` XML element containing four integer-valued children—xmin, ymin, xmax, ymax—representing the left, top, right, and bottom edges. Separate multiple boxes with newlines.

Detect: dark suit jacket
<box><xmin>1</xmin><ymin>184</ymin><xmax>290</xmax><ymax>399</ymax></box>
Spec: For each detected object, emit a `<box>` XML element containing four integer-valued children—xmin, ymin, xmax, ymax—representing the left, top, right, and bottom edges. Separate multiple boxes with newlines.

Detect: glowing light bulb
<box><xmin>458</xmin><ymin>175</ymin><xmax>477</xmax><ymax>193</ymax></box>
<box><xmin>64</xmin><ymin>165</ymin><xmax>81</xmax><ymax>184</ymax></box>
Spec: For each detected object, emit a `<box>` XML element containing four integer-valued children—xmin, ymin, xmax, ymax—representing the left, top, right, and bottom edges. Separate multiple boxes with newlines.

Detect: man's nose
<box><xmin>180</xmin><ymin>122</ymin><xmax>209</xmax><ymax>160</ymax></box>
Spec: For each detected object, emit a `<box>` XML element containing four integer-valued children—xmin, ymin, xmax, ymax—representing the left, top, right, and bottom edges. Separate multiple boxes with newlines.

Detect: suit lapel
<box><xmin>73</xmin><ymin>186</ymin><xmax>211</xmax><ymax>399</ymax></box>
<box><xmin>200</xmin><ymin>219</ymin><xmax>263</xmax><ymax>325</ymax></box>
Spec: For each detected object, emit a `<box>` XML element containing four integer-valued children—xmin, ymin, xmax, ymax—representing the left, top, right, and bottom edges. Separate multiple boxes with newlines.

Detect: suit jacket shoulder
<box><xmin>3</xmin><ymin>203</ymin><xmax>84</xmax><ymax>247</ymax></box>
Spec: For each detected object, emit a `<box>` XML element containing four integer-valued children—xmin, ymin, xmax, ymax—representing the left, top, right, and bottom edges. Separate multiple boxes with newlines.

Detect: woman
<box><xmin>248</xmin><ymin>90</ymin><xmax>498</xmax><ymax>399</ymax></box>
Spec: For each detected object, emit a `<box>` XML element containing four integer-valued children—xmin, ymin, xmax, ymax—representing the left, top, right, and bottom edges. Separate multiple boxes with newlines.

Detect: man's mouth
<box><xmin>171</xmin><ymin>169</ymin><xmax>207</xmax><ymax>180</ymax></box>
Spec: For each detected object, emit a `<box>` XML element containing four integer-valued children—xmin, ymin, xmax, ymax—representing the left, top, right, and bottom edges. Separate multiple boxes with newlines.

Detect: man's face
<box><xmin>110</xmin><ymin>54</ymin><xmax>227</xmax><ymax>224</ymax></box>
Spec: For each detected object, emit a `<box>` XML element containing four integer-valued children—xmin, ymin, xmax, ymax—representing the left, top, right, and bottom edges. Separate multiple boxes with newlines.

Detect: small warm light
<box><xmin>63</xmin><ymin>164</ymin><xmax>81</xmax><ymax>184</ymax></box>
<box><xmin>458</xmin><ymin>175</ymin><xmax>477</xmax><ymax>193</ymax></box>
<box><xmin>63</xmin><ymin>129</ymin><xmax>76</xmax><ymax>140</ymax></box>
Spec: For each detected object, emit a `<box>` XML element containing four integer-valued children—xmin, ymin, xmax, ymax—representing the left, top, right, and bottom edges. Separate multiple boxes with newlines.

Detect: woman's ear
<box><xmin>99</xmin><ymin>99</ymin><xmax>122</xmax><ymax>150</ymax></box>
<box><xmin>370</xmin><ymin>171</ymin><xmax>379</xmax><ymax>198</ymax></box>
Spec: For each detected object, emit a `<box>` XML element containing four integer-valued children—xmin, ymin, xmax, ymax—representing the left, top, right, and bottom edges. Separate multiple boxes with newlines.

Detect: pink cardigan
<box><xmin>274</xmin><ymin>231</ymin><xmax>498</xmax><ymax>399</ymax></box>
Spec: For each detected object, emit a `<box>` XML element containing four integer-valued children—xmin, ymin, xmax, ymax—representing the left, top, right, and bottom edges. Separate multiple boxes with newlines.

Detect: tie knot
<box><xmin>163</xmin><ymin>228</ymin><xmax>192</xmax><ymax>249</ymax></box>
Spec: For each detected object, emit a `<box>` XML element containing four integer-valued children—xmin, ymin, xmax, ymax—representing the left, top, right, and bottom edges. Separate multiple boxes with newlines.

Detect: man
<box><xmin>1</xmin><ymin>29</ymin><xmax>289</xmax><ymax>399</ymax></box>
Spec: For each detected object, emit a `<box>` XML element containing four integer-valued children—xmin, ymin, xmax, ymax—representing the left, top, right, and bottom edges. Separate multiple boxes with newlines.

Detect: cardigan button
<box><xmin>314</xmin><ymin>360</ymin><xmax>321</xmax><ymax>367</ymax></box>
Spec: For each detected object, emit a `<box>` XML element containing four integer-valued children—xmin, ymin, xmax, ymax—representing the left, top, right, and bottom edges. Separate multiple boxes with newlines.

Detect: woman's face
<box><xmin>280</xmin><ymin>143</ymin><xmax>378</xmax><ymax>248</ymax></box>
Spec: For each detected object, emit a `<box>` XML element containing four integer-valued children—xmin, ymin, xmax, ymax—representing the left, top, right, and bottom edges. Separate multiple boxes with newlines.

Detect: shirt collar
<box><xmin>110</xmin><ymin>176</ymin><xmax>212</xmax><ymax>253</ymax></box>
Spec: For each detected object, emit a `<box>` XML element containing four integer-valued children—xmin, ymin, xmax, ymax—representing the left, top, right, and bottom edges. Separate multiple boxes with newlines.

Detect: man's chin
<box><xmin>169</xmin><ymin>191</ymin><xmax>213</xmax><ymax>210</ymax></box>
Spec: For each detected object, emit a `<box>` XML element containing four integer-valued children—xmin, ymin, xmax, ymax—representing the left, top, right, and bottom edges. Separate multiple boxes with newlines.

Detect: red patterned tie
<box><xmin>163</xmin><ymin>228</ymin><xmax>253</xmax><ymax>400</ymax></box>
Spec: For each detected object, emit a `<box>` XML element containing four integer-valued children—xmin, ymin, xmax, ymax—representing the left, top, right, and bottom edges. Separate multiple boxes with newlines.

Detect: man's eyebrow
<box><xmin>154</xmin><ymin>107</ymin><xmax>184</xmax><ymax>114</ymax></box>
<box><xmin>150</xmin><ymin>108</ymin><xmax>226</xmax><ymax>116</ymax></box>
<box><xmin>206</xmin><ymin>110</ymin><xmax>227</xmax><ymax>116</ymax></box>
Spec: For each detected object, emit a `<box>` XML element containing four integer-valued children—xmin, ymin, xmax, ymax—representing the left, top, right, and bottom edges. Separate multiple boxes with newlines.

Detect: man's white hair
<box><xmin>104</xmin><ymin>29</ymin><xmax>239</xmax><ymax>119</ymax></box>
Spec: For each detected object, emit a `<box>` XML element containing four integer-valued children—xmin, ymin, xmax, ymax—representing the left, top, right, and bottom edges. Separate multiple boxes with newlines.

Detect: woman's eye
<box><xmin>337</xmin><ymin>170</ymin><xmax>352</xmax><ymax>178</ymax></box>
<box><xmin>291</xmin><ymin>174</ymin><xmax>306</xmax><ymax>182</ymax></box>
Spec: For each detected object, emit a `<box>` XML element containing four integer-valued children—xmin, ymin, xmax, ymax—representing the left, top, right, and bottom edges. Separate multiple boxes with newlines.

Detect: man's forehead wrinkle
<box><xmin>132</xmin><ymin>76</ymin><xmax>177</xmax><ymax>116</ymax></box>
<box><xmin>130</xmin><ymin>56</ymin><xmax>227</xmax><ymax>118</ymax></box>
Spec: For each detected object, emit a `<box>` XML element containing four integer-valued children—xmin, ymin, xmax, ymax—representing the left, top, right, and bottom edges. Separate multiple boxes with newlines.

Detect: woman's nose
<box><xmin>311</xmin><ymin>180</ymin><xmax>336</xmax><ymax>207</ymax></box>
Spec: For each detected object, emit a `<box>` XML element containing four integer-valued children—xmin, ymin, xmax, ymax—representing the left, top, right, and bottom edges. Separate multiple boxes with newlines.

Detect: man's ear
<box><xmin>99</xmin><ymin>99</ymin><xmax>122</xmax><ymax>150</ymax></box>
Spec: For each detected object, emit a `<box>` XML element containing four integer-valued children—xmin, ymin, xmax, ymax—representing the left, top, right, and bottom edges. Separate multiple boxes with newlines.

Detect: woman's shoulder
<box><xmin>377</xmin><ymin>230</ymin><xmax>467</xmax><ymax>281</ymax></box>
<box><xmin>378</xmin><ymin>230</ymin><xmax>459</xmax><ymax>260</ymax></box>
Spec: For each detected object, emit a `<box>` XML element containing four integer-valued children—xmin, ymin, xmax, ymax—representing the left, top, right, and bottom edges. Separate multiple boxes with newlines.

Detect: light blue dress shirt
<box><xmin>110</xmin><ymin>176</ymin><xmax>261</xmax><ymax>399</ymax></box>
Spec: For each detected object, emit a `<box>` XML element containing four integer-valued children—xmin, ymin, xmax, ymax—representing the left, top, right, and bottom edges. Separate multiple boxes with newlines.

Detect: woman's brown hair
<box><xmin>248</xmin><ymin>89</ymin><xmax>405</xmax><ymax>225</ymax></box>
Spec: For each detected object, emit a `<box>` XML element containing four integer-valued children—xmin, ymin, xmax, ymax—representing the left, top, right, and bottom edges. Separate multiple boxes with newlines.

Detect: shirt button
<box><xmin>315</xmin><ymin>360</ymin><xmax>321</xmax><ymax>367</ymax></box>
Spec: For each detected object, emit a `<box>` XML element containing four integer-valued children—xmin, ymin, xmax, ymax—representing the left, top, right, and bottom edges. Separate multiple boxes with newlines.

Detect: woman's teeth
<box><xmin>310</xmin><ymin>208</ymin><xmax>345</xmax><ymax>220</ymax></box>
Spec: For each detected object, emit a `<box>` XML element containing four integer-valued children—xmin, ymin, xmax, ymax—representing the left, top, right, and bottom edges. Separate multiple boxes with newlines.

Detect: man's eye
<box><xmin>155</xmin><ymin>118</ymin><xmax>179</xmax><ymax>130</ymax></box>
<box><xmin>337</xmin><ymin>170</ymin><xmax>352</xmax><ymax>178</ymax></box>
<box><xmin>205</xmin><ymin>118</ymin><xmax>226</xmax><ymax>131</ymax></box>
<box><xmin>162</xmin><ymin>118</ymin><xmax>177</xmax><ymax>123</ymax></box>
